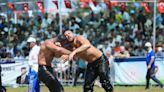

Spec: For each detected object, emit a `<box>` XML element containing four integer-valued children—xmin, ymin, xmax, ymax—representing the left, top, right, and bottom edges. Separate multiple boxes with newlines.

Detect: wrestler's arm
<box><xmin>73</xmin><ymin>36</ymin><xmax>91</xmax><ymax>54</ymax></box>
<box><xmin>68</xmin><ymin>36</ymin><xmax>91</xmax><ymax>60</ymax></box>
<box><xmin>45</xmin><ymin>40</ymin><xmax>71</xmax><ymax>55</ymax></box>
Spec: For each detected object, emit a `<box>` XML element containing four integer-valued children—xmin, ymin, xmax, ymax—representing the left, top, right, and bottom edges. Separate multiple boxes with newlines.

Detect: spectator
<box><xmin>144</xmin><ymin>42</ymin><xmax>163</xmax><ymax>89</ymax></box>
<box><xmin>14</xmin><ymin>51</ymin><xmax>24</xmax><ymax>59</ymax></box>
<box><xmin>73</xmin><ymin>58</ymin><xmax>87</xmax><ymax>86</ymax></box>
<box><xmin>105</xmin><ymin>47</ymin><xmax>115</xmax><ymax>86</ymax></box>
<box><xmin>156</xmin><ymin>47</ymin><xmax>164</xmax><ymax>57</ymax></box>
<box><xmin>114</xmin><ymin>46</ymin><xmax>130</xmax><ymax>58</ymax></box>
<box><xmin>27</xmin><ymin>37</ymin><xmax>40</xmax><ymax>92</ymax></box>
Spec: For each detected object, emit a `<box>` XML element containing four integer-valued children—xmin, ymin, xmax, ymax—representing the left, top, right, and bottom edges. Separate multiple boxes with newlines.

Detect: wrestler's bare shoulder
<box><xmin>76</xmin><ymin>35</ymin><xmax>85</xmax><ymax>40</ymax></box>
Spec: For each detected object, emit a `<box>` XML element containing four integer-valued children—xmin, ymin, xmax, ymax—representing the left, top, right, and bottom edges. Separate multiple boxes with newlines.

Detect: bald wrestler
<box><xmin>38</xmin><ymin>36</ymin><xmax>71</xmax><ymax>92</ymax></box>
<box><xmin>64</xmin><ymin>30</ymin><xmax>113</xmax><ymax>92</ymax></box>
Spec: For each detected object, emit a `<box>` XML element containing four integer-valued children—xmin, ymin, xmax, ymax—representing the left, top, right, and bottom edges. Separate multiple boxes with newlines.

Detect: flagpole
<box><xmin>59</xmin><ymin>0</ymin><xmax>62</xmax><ymax>35</ymax></box>
<box><xmin>58</xmin><ymin>0</ymin><xmax>63</xmax><ymax>85</ymax></box>
<box><xmin>153</xmin><ymin>0</ymin><xmax>157</xmax><ymax>50</ymax></box>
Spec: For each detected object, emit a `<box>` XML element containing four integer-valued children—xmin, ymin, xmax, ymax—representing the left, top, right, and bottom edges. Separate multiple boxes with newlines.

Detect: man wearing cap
<box><xmin>27</xmin><ymin>37</ymin><xmax>40</xmax><ymax>92</ymax></box>
<box><xmin>145</xmin><ymin>42</ymin><xmax>163</xmax><ymax>89</ymax></box>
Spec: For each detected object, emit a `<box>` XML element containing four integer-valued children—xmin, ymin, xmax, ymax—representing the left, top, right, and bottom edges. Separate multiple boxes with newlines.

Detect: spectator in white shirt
<box><xmin>27</xmin><ymin>37</ymin><xmax>40</xmax><ymax>92</ymax></box>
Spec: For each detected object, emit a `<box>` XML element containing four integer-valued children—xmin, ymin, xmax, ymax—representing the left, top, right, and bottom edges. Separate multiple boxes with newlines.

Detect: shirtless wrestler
<box><xmin>64</xmin><ymin>30</ymin><xmax>113</xmax><ymax>92</ymax></box>
<box><xmin>38</xmin><ymin>36</ymin><xmax>71</xmax><ymax>92</ymax></box>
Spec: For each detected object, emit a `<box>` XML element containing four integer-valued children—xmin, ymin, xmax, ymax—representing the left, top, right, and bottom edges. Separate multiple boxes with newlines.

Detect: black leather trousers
<box><xmin>38</xmin><ymin>65</ymin><xmax>64</xmax><ymax>92</ymax></box>
<box><xmin>84</xmin><ymin>55</ymin><xmax>113</xmax><ymax>92</ymax></box>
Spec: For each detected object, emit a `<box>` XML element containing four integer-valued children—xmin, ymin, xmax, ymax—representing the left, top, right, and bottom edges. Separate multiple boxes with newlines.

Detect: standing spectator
<box><xmin>73</xmin><ymin>58</ymin><xmax>87</xmax><ymax>86</ymax></box>
<box><xmin>105</xmin><ymin>47</ymin><xmax>115</xmax><ymax>86</ymax></box>
<box><xmin>27</xmin><ymin>37</ymin><xmax>40</xmax><ymax>92</ymax></box>
<box><xmin>144</xmin><ymin>42</ymin><xmax>163</xmax><ymax>89</ymax></box>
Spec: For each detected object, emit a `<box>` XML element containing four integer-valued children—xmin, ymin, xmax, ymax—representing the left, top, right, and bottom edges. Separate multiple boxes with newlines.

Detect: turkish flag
<box><xmin>23</xmin><ymin>3</ymin><xmax>28</xmax><ymax>13</ymax></box>
<box><xmin>37</xmin><ymin>1</ymin><xmax>44</xmax><ymax>13</ymax></box>
<box><xmin>64</xmin><ymin>0</ymin><xmax>72</xmax><ymax>8</ymax></box>
<box><xmin>53</xmin><ymin>0</ymin><xmax>58</xmax><ymax>9</ymax></box>
<box><xmin>7</xmin><ymin>2</ymin><xmax>16</xmax><ymax>11</ymax></box>
<box><xmin>142</xmin><ymin>2</ymin><xmax>151</xmax><ymax>13</ymax></box>
<box><xmin>104</xmin><ymin>0</ymin><xmax>112</xmax><ymax>10</ymax></box>
<box><xmin>121</xmin><ymin>2</ymin><xmax>126</xmax><ymax>11</ymax></box>
<box><xmin>158</xmin><ymin>2</ymin><xmax>164</xmax><ymax>13</ymax></box>
<box><xmin>92</xmin><ymin>0</ymin><xmax>98</xmax><ymax>7</ymax></box>
<box><xmin>80</xmin><ymin>0</ymin><xmax>90</xmax><ymax>8</ymax></box>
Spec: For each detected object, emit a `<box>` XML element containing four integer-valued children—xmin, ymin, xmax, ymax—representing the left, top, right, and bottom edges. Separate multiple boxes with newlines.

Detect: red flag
<box><xmin>64</xmin><ymin>0</ymin><xmax>72</xmax><ymax>8</ymax></box>
<box><xmin>37</xmin><ymin>1</ymin><xmax>44</xmax><ymax>13</ymax></box>
<box><xmin>142</xmin><ymin>2</ymin><xmax>151</xmax><ymax>13</ymax></box>
<box><xmin>23</xmin><ymin>3</ymin><xmax>28</xmax><ymax>13</ymax></box>
<box><xmin>17</xmin><ymin>11</ymin><xmax>22</xmax><ymax>17</ymax></box>
<box><xmin>7</xmin><ymin>2</ymin><xmax>16</xmax><ymax>11</ymax></box>
<box><xmin>121</xmin><ymin>2</ymin><xmax>126</xmax><ymax>11</ymax></box>
<box><xmin>111</xmin><ymin>0</ymin><xmax>118</xmax><ymax>6</ymax></box>
<box><xmin>104</xmin><ymin>0</ymin><xmax>112</xmax><ymax>10</ymax></box>
<box><xmin>92</xmin><ymin>0</ymin><xmax>98</xmax><ymax>7</ymax></box>
<box><xmin>0</xmin><ymin>7</ymin><xmax>2</xmax><ymax>11</ymax></box>
<box><xmin>53</xmin><ymin>0</ymin><xmax>58</xmax><ymax>9</ymax></box>
<box><xmin>158</xmin><ymin>2</ymin><xmax>164</xmax><ymax>13</ymax></box>
<box><xmin>80</xmin><ymin>0</ymin><xmax>90</xmax><ymax>8</ymax></box>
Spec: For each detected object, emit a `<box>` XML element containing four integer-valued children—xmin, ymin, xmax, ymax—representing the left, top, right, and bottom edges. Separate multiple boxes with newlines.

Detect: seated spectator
<box><xmin>114</xmin><ymin>46</ymin><xmax>130</xmax><ymax>58</ymax></box>
<box><xmin>16</xmin><ymin>67</ymin><xmax>28</xmax><ymax>84</ymax></box>
<box><xmin>14</xmin><ymin>51</ymin><xmax>24</xmax><ymax>59</ymax></box>
<box><xmin>156</xmin><ymin>47</ymin><xmax>164</xmax><ymax>57</ymax></box>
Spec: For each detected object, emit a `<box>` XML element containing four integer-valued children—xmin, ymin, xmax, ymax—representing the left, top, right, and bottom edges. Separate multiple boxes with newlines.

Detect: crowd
<box><xmin>0</xmin><ymin>7</ymin><xmax>164</xmax><ymax>59</ymax></box>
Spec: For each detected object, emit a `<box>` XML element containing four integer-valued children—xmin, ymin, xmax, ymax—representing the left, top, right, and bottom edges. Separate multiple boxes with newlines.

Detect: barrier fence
<box><xmin>0</xmin><ymin>57</ymin><xmax>164</xmax><ymax>86</ymax></box>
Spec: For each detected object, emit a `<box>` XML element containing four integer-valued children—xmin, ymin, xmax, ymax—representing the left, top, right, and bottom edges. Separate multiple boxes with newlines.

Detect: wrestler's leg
<box><xmin>84</xmin><ymin>65</ymin><xmax>97</xmax><ymax>92</ymax></box>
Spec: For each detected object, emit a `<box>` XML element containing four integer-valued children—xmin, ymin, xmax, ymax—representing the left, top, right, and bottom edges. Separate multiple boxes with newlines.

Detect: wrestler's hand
<box><xmin>55</xmin><ymin>42</ymin><xmax>61</xmax><ymax>47</ymax></box>
<box><xmin>61</xmin><ymin>55</ymin><xmax>69</xmax><ymax>62</ymax></box>
<box><xmin>69</xmin><ymin>52</ymin><xmax>76</xmax><ymax>61</ymax></box>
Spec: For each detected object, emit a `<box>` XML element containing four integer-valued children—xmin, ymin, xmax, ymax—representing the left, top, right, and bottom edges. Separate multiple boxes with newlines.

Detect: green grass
<box><xmin>6</xmin><ymin>85</ymin><xmax>164</xmax><ymax>92</ymax></box>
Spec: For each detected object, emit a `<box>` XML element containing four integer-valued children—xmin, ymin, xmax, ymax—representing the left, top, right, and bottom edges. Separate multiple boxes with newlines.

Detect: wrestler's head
<box><xmin>64</xmin><ymin>30</ymin><xmax>74</xmax><ymax>42</ymax></box>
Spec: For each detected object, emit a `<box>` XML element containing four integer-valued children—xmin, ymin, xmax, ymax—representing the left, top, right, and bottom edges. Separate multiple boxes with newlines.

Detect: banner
<box><xmin>37</xmin><ymin>1</ymin><xmax>45</xmax><ymax>13</ymax></box>
<box><xmin>53</xmin><ymin>0</ymin><xmax>59</xmax><ymax>9</ymax></box>
<box><xmin>1</xmin><ymin>57</ymin><xmax>164</xmax><ymax>86</ymax></box>
<box><xmin>114</xmin><ymin>57</ymin><xmax>164</xmax><ymax>85</ymax></box>
<box><xmin>158</xmin><ymin>1</ymin><xmax>164</xmax><ymax>13</ymax></box>
<box><xmin>64</xmin><ymin>0</ymin><xmax>72</xmax><ymax>8</ymax></box>
<box><xmin>1</xmin><ymin>60</ymin><xmax>29</xmax><ymax>86</ymax></box>
<box><xmin>23</xmin><ymin>3</ymin><xmax>28</xmax><ymax>13</ymax></box>
<box><xmin>142</xmin><ymin>2</ymin><xmax>151</xmax><ymax>13</ymax></box>
<box><xmin>6</xmin><ymin>2</ymin><xmax>16</xmax><ymax>11</ymax></box>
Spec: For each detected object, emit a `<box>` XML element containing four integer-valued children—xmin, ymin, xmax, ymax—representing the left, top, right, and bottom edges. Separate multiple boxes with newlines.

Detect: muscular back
<box><xmin>38</xmin><ymin>38</ymin><xmax>71</xmax><ymax>66</ymax></box>
<box><xmin>73</xmin><ymin>36</ymin><xmax>102</xmax><ymax>63</ymax></box>
<box><xmin>38</xmin><ymin>42</ymin><xmax>55</xmax><ymax>66</ymax></box>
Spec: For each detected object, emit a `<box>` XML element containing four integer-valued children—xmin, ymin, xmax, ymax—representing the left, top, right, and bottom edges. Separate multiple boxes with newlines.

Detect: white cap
<box><xmin>27</xmin><ymin>37</ymin><xmax>36</xmax><ymax>43</ymax></box>
<box><xmin>145</xmin><ymin>42</ymin><xmax>152</xmax><ymax>47</ymax></box>
<box><xmin>158</xmin><ymin>47</ymin><xmax>162</xmax><ymax>51</ymax></box>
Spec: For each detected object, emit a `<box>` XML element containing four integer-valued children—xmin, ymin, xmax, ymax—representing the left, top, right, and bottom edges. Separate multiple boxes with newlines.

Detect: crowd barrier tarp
<box><xmin>0</xmin><ymin>57</ymin><xmax>164</xmax><ymax>86</ymax></box>
<box><xmin>1</xmin><ymin>59</ymin><xmax>29</xmax><ymax>86</ymax></box>
<box><xmin>114</xmin><ymin>57</ymin><xmax>164</xmax><ymax>85</ymax></box>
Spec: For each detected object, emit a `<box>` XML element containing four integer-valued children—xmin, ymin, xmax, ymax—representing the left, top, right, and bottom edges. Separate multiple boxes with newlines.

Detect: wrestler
<box><xmin>64</xmin><ymin>30</ymin><xmax>113</xmax><ymax>92</ymax></box>
<box><xmin>38</xmin><ymin>36</ymin><xmax>71</xmax><ymax>92</ymax></box>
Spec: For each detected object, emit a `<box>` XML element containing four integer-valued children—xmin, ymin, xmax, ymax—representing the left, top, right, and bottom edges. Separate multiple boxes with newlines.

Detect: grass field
<box><xmin>6</xmin><ymin>85</ymin><xmax>164</xmax><ymax>92</ymax></box>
